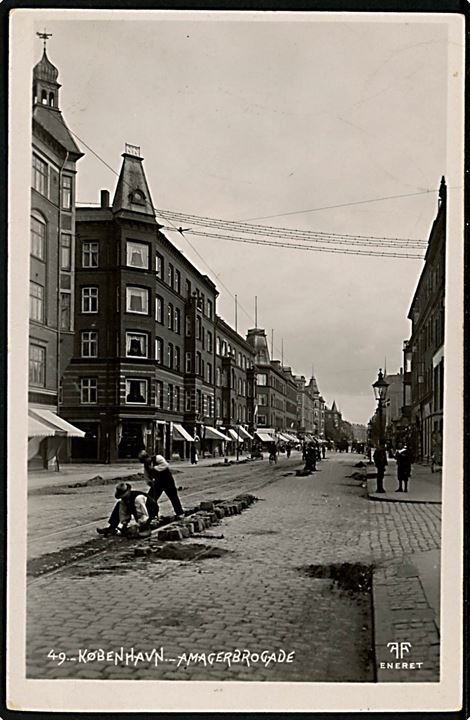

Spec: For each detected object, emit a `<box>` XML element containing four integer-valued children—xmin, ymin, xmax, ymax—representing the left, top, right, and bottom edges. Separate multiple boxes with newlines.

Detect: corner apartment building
<box><xmin>403</xmin><ymin>177</ymin><xmax>446</xmax><ymax>462</ymax></box>
<box><xmin>60</xmin><ymin>146</ymin><xmax>218</xmax><ymax>462</ymax></box>
<box><xmin>29</xmin><ymin>43</ymin><xmax>85</xmax><ymax>467</ymax></box>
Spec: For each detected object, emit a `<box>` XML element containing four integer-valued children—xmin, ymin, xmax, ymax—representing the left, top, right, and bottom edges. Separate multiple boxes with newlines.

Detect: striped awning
<box><xmin>255</xmin><ymin>431</ymin><xmax>276</xmax><ymax>443</ymax></box>
<box><xmin>173</xmin><ymin>423</ymin><xmax>194</xmax><ymax>442</ymax></box>
<box><xmin>228</xmin><ymin>428</ymin><xmax>243</xmax><ymax>443</ymax></box>
<box><xmin>28</xmin><ymin>413</ymin><xmax>56</xmax><ymax>438</ymax></box>
<box><xmin>238</xmin><ymin>426</ymin><xmax>253</xmax><ymax>440</ymax></box>
<box><xmin>204</xmin><ymin>426</ymin><xmax>231</xmax><ymax>442</ymax></box>
<box><xmin>29</xmin><ymin>409</ymin><xmax>85</xmax><ymax>437</ymax></box>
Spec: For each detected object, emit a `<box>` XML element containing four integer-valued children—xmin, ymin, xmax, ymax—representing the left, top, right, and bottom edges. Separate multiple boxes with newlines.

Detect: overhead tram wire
<box><xmin>182</xmin><ymin>230</ymin><xmax>424</xmax><ymax>260</ymax></box>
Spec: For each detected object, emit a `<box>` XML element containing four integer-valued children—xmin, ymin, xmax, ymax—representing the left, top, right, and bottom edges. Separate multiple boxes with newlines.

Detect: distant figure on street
<box><xmin>373</xmin><ymin>444</ymin><xmax>388</xmax><ymax>493</ymax></box>
<box><xmin>395</xmin><ymin>443</ymin><xmax>413</xmax><ymax>493</ymax></box>
<box><xmin>143</xmin><ymin>454</ymin><xmax>185</xmax><ymax>519</ymax></box>
<box><xmin>321</xmin><ymin>443</ymin><xmax>326</xmax><ymax>459</ymax></box>
<box><xmin>268</xmin><ymin>442</ymin><xmax>278</xmax><ymax>464</ymax></box>
<box><xmin>304</xmin><ymin>442</ymin><xmax>317</xmax><ymax>473</ymax></box>
<box><xmin>97</xmin><ymin>482</ymin><xmax>154</xmax><ymax>537</ymax></box>
<box><xmin>286</xmin><ymin>443</ymin><xmax>291</xmax><ymax>459</ymax></box>
<box><xmin>190</xmin><ymin>444</ymin><xmax>198</xmax><ymax>465</ymax></box>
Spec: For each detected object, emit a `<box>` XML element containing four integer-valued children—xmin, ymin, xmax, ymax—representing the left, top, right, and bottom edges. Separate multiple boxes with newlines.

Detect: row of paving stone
<box><xmin>153</xmin><ymin>495</ymin><xmax>257</xmax><ymax>543</ymax></box>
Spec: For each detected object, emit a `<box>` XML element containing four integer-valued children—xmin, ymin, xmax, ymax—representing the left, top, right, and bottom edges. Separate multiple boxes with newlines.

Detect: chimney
<box><xmin>100</xmin><ymin>189</ymin><xmax>110</xmax><ymax>208</ymax></box>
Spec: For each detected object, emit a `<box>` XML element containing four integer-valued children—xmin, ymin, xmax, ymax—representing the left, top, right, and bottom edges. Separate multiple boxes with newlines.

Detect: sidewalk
<box><xmin>367</xmin><ymin>463</ymin><xmax>441</xmax><ymax>504</ymax></box>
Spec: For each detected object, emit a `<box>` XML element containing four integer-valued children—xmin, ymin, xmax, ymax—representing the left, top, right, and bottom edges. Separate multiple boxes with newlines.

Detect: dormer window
<box><xmin>129</xmin><ymin>189</ymin><xmax>146</xmax><ymax>206</ymax></box>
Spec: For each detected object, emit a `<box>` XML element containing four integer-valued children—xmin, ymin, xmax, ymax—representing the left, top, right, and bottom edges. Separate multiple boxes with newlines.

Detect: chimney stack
<box><xmin>100</xmin><ymin>189</ymin><xmax>110</xmax><ymax>208</ymax></box>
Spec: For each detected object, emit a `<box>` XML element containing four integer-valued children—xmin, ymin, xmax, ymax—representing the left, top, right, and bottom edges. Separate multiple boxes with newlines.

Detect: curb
<box><xmin>366</xmin><ymin>479</ymin><xmax>441</xmax><ymax>505</ymax></box>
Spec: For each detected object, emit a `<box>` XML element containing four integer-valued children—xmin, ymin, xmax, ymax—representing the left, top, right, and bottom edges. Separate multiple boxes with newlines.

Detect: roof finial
<box><xmin>36</xmin><ymin>29</ymin><xmax>52</xmax><ymax>51</ymax></box>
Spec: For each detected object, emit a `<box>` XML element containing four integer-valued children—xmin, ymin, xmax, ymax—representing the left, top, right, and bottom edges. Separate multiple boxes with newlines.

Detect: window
<box><xmin>216</xmin><ymin>337</ymin><xmax>221</xmax><ymax>355</ymax></box>
<box><xmin>168</xmin><ymin>342</ymin><xmax>174</xmax><ymax>369</ymax></box>
<box><xmin>60</xmin><ymin>234</ymin><xmax>72</xmax><ymax>270</ymax></box>
<box><xmin>238</xmin><ymin>352</ymin><xmax>242</xmax><ymax>368</ymax></box>
<box><xmin>126</xmin><ymin>332</ymin><xmax>148</xmax><ymax>358</ymax></box>
<box><xmin>216</xmin><ymin>398</ymin><xmax>221</xmax><ymax>418</ymax></box>
<box><xmin>185</xmin><ymin>352</ymin><xmax>192</xmax><ymax>373</ymax></box>
<box><xmin>82</xmin><ymin>241</ymin><xmax>98</xmax><ymax>268</ymax></box>
<box><xmin>81</xmin><ymin>377</ymin><xmax>97</xmax><ymax>404</ymax></box>
<box><xmin>82</xmin><ymin>286</ymin><xmax>98</xmax><ymax>313</ymax></box>
<box><xmin>130</xmin><ymin>189</ymin><xmax>146</xmax><ymax>206</ymax></box>
<box><xmin>258</xmin><ymin>414</ymin><xmax>266</xmax><ymax>426</ymax></box>
<box><xmin>258</xmin><ymin>394</ymin><xmax>267</xmax><ymax>406</ymax></box>
<box><xmin>175</xmin><ymin>386</ymin><xmax>180</xmax><ymax>411</ymax></box>
<box><xmin>221</xmin><ymin>340</ymin><xmax>227</xmax><ymax>356</ymax></box>
<box><xmin>197</xmin><ymin>389</ymin><xmax>202</xmax><ymax>413</ymax></box>
<box><xmin>155</xmin><ymin>252</ymin><xmax>164</xmax><ymax>278</ymax></box>
<box><xmin>30</xmin><ymin>282</ymin><xmax>44</xmax><ymax>322</ymax></box>
<box><xmin>61</xmin><ymin>175</ymin><xmax>72</xmax><ymax>209</ymax></box>
<box><xmin>196</xmin><ymin>352</ymin><xmax>202</xmax><ymax>376</ymax></box>
<box><xmin>29</xmin><ymin>344</ymin><xmax>45</xmax><ymax>385</ymax></box>
<box><xmin>155</xmin><ymin>337</ymin><xmax>163</xmax><ymax>364</ymax></box>
<box><xmin>257</xmin><ymin>373</ymin><xmax>267</xmax><ymax>386</ymax></box>
<box><xmin>126</xmin><ymin>241</ymin><xmax>149</xmax><ymax>269</ymax></box>
<box><xmin>185</xmin><ymin>279</ymin><xmax>191</xmax><ymax>298</ymax></box>
<box><xmin>207</xmin><ymin>331</ymin><xmax>213</xmax><ymax>353</ymax></box>
<box><xmin>216</xmin><ymin>367</ymin><xmax>221</xmax><ymax>387</ymax></box>
<box><xmin>167</xmin><ymin>263</ymin><xmax>174</xmax><ymax>288</ymax></box>
<box><xmin>168</xmin><ymin>303</ymin><xmax>174</xmax><ymax>330</ymax></box>
<box><xmin>174</xmin><ymin>346</ymin><xmax>180</xmax><ymax>371</ymax></box>
<box><xmin>32</xmin><ymin>154</ymin><xmax>48</xmax><ymax>196</ymax></box>
<box><xmin>185</xmin><ymin>391</ymin><xmax>192</xmax><ymax>412</ymax></box>
<box><xmin>174</xmin><ymin>308</ymin><xmax>181</xmax><ymax>334</ymax></box>
<box><xmin>156</xmin><ymin>295</ymin><xmax>163</xmax><ymax>323</ymax></box>
<box><xmin>197</xmin><ymin>317</ymin><xmax>202</xmax><ymax>340</ymax></box>
<box><xmin>126</xmin><ymin>286</ymin><xmax>148</xmax><ymax>314</ymax></box>
<box><xmin>207</xmin><ymin>395</ymin><xmax>213</xmax><ymax>418</ymax></box>
<box><xmin>156</xmin><ymin>381</ymin><xmax>163</xmax><ymax>409</ymax></box>
<box><xmin>207</xmin><ymin>363</ymin><xmax>212</xmax><ymax>384</ymax></box>
<box><xmin>31</xmin><ymin>215</ymin><xmax>46</xmax><ymax>260</ymax></box>
<box><xmin>125</xmin><ymin>378</ymin><xmax>147</xmax><ymax>404</ymax></box>
<box><xmin>175</xmin><ymin>270</ymin><xmax>181</xmax><ymax>294</ymax></box>
<box><xmin>185</xmin><ymin>316</ymin><xmax>192</xmax><ymax>337</ymax></box>
<box><xmin>207</xmin><ymin>299</ymin><xmax>213</xmax><ymax>319</ymax></box>
<box><xmin>60</xmin><ymin>292</ymin><xmax>71</xmax><ymax>330</ymax></box>
<box><xmin>168</xmin><ymin>384</ymin><xmax>174</xmax><ymax>410</ymax></box>
<box><xmin>81</xmin><ymin>331</ymin><xmax>97</xmax><ymax>358</ymax></box>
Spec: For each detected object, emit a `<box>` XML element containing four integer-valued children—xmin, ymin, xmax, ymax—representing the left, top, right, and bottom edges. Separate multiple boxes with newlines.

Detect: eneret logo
<box><xmin>379</xmin><ymin>641</ymin><xmax>423</xmax><ymax>671</ymax></box>
<box><xmin>387</xmin><ymin>641</ymin><xmax>412</xmax><ymax>659</ymax></box>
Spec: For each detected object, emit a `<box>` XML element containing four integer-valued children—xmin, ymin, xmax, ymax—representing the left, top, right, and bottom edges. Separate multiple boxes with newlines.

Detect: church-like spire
<box><xmin>112</xmin><ymin>144</ymin><xmax>156</xmax><ymax>220</ymax></box>
<box><xmin>33</xmin><ymin>32</ymin><xmax>61</xmax><ymax>109</ymax></box>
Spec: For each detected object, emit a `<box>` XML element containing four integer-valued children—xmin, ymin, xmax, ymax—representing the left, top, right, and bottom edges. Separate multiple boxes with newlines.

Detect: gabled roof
<box><xmin>33</xmin><ymin>104</ymin><xmax>83</xmax><ymax>157</ymax></box>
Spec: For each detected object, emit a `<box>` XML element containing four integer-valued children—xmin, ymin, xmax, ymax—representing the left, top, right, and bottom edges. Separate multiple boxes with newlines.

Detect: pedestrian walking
<box><xmin>144</xmin><ymin>454</ymin><xmax>185</xmax><ymax>519</ymax></box>
<box><xmin>373</xmin><ymin>444</ymin><xmax>387</xmax><ymax>493</ymax></box>
<box><xmin>190</xmin><ymin>444</ymin><xmax>198</xmax><ymax>465</ymax></box>
<box><xmin>304</xmin><ymin>442</ymin><xmax>317</xmax><ymax>473</ymax></box>
<box><xmin>97</xmin><ymin>482</ymin><xmax>155</xmax><ymax>537</ymax></box>
<box><xmin>286</xmin><ymin>443</ymin><xmax>291</xmax><ymax>459</ymax></box>
<box><xmin>395</xmin><ymin>443</ymin><xmax>413</xmax><ymax>492</ymax></box>
<box><xmin>321</xmin><ymin>443</ymin><xmax>326</xmax><ymax>459</ymax></box>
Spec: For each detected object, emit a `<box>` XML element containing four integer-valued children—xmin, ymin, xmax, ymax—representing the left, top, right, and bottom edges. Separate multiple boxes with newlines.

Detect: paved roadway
<box><xmin>26</xmin><ymin>452</ymin><xmax>441</xmax><ymax>682</ymax></box>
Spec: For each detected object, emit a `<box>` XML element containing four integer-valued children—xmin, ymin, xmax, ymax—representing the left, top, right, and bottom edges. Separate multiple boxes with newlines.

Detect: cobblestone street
<box><xmin>26</xmin><ymin>453</ymin><xmax>441</xmax><ymax>682</ymax></box>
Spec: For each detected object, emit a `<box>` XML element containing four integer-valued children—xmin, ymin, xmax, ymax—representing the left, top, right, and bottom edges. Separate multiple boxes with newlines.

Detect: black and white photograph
<box><xmin>7</xmin><ymin>8</ymin><xmax>464</xmax><ymax>713</ymax></box>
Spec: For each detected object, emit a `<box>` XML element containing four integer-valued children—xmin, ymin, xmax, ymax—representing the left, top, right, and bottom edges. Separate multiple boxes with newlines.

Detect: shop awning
<box><xmin>204</xmin><ymin>426</ymin><xmax>231</xmax><ymax>442</ymax></box>
<box><xmin>28</xmin><ymin>413</ymin><xmax>57</xmax><ymax>438</ymax></box>
<box><xmin>172</xmin><ymin>423</ymin><xmax>194</xmax><ymax>442</ymax></box>
<box><xmin>238</xmin><ymin>426</ymin><xmax>253</xmax><ymax>440</ymax></box>
<box><xmin>228</xmin><ymin>428</ymin><xmax>244</xmax><ymax>443</ymax></box>
<box><xmin>255</xmin><ymin>431</ymin><xmax>276</xmax><ymax>443</ymax></box>
<box><xmin>277</xmin><ymin>433</ymin><xmax>291</xmax><ymax>443</ymax></box>
<box><xmin>283</xmin><ymin>433</ymin><xmax>298</xmax><ymax>443</ymax></box>
<box><xmin>29</xmin><ymin>409</ymin><xmax>85</xmax><ymax>437</ymax></box>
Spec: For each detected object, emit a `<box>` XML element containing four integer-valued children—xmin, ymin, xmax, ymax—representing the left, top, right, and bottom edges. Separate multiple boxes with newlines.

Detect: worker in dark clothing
<box><xmin>142</xmin><ymin>454</ymin><xmax>185</xmax><ymax>519</ymax></box>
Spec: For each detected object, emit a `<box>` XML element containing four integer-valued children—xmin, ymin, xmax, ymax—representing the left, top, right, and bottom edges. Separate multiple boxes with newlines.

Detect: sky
<box><xmin>29</xmin><ymin>11</ymin><xmax>451</xmax><ymax>424</ymax></box>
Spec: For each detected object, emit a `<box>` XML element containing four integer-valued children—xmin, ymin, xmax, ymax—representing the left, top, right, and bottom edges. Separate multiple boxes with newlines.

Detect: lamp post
<box><xmin>372</xmin><ymin>369</ymin><xmax>389</xmax><ymax>493</ymax></box>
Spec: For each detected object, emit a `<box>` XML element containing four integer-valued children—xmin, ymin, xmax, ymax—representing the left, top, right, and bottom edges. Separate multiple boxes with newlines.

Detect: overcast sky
<box><xmin>30</xmin><ymin>12</ymin><xmax>451</xmax><ymax>424</ymax></box>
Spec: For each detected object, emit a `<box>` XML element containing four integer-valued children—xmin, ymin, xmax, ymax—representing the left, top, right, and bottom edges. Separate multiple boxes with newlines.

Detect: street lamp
<box><xmin>372</xmin><ymin>369</ymin><xmax>389</xmax><ymax>492</ymax></box>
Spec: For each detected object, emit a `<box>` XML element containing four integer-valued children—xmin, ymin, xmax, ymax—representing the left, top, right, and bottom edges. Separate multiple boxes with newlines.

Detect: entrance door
<box><xmin>71</xmin><ymin>423</ymin><xmax>99</xmax><ymax>461</ymax></box>
<box><xmin>118</xmin><ymin>422</ymin><xmax>145</xmax><ymax>459</ymax></box>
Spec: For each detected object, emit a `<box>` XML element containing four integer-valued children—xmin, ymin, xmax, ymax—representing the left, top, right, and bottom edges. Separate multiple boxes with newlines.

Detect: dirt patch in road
<box><xmin>299</xmin><ymin>562</ymin><xmax>375</xmax><ymax>681</ymax></box>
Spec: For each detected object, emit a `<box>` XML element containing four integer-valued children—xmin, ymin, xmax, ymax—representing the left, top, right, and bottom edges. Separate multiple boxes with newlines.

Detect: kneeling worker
<box><xmin>97</xmin><ymin>482</ymin><xmax>153</xmax><ymax>537</ymax></box>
